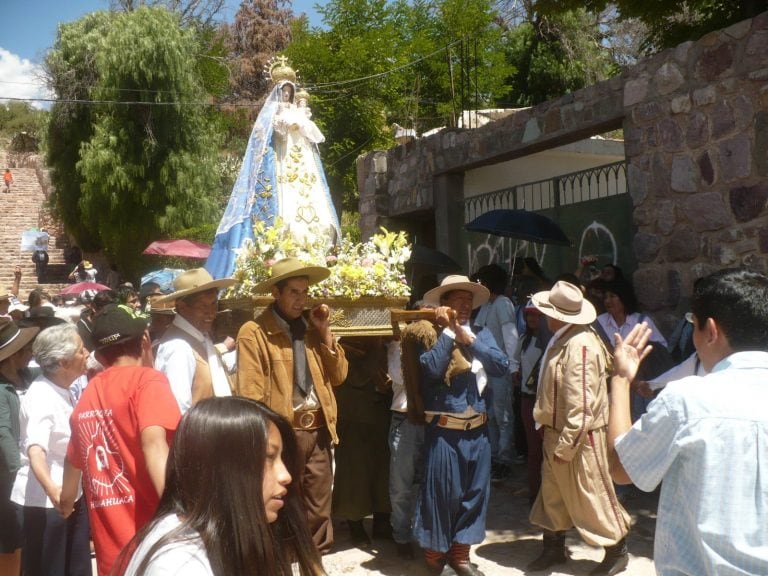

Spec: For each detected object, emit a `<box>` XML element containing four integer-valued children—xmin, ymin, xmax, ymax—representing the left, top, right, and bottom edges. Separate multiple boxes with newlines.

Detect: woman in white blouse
<box><xmin>11</xmin><ymin>324</ymin><xmax>89</xmax><ymax>576</ymax></box>
<box><xmin>118</xmin><ymin>397</ymin><xmax>325</xmax><ymax>576</ymax></box>
<box><xmin>595</xmin><ymin>280</ymin><xmax>672</xmax><ymax>420</ymax></box>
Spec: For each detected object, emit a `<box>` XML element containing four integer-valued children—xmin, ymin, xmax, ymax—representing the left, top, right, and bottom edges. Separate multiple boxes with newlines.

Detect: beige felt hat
<box><xmin>253</xmin><ymin>257</ymin><xmax>330</xmax><ymax>294</ymax></box>
<box><xmin>154</xmin><ymin>268</ymin><xmax>236</xmax><ymax>303</ymax></box>
<box><xmin>531</xmin><ymin>280</ymin><xmax>596</xmax><ymax>325</ymax></box>
<box><xmin>423</xmin><ymin>275</ymin><xmax>490</xmax><ymax>309</ymax></box>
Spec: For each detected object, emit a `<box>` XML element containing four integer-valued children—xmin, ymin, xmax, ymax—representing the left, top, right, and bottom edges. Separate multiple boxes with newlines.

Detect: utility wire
<box><xmin>1</xmin><ymin>37</ymin><xmax>467</xmax><ymax>108</ymax></box>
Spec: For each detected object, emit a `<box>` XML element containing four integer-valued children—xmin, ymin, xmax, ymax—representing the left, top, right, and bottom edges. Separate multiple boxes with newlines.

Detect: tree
<box><xmin>285</xmin><ymin>0</ymin><xmax>513</xmax><ymax>211</ymax></box>
<box><xmin>225</xmin><ymin>0</ymin><xmax>294</xmax><ymax>102</ymax></box>
<box><xmin>0</xmin><ymin>102</ymin><xmax>47</xmax><ymax>144</ymax></box>
<box><xmin>109</xmin><ymin>0</ymin><xmax>225</xmax><ymax>27</ymax></box>
<box><xmin>538</xmin><ymin>0</ymin><xmax>768</xmax><ymax>52</ymax></box>
<box><xmin>45</xmin><ymin>7</ymin><xmax>221</xmax><ymax>277</ymax></box>
<box><xmin>502</xmin><ymin>5</ymin><xmax>616</xmax><ymax>106</ymax></box>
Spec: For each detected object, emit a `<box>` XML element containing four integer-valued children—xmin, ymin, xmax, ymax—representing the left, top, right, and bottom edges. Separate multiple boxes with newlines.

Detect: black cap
<box><xmin>91</xmin><ymin>304</ymin><xmax>148</xmax><ymax>350</ymax></box>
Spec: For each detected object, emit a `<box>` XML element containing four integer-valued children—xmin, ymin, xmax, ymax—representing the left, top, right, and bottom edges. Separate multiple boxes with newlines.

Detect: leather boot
<box><xmin>447</xmin><ymin>542</ymin><xmax>485</xmax><ymax>576</ymax></box>
<box><xmin>424</xmin><ymin>549</ymin><xmax>447</xmax><ymax>575</ymax></box>
<box><xmin>589</xmin><ymin>537</ymin><xmax>628</xmax><ymax>576</ymax></box>
<box><xmin>526</xmin><ymin>530</ymin><xmax>568</xmax><ymax>572</ymax></box>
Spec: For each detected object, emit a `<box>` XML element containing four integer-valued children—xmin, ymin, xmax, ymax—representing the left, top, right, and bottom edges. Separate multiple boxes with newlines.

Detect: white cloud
<box><xmin>0</xmin><ymin>48</ymin><xmax>55</xmax><ymax>109</ymax></box>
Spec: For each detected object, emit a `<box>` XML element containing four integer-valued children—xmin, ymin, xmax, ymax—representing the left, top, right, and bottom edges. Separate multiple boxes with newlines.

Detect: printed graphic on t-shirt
<box><xmin>75</xmin><ymin>408</ymin><xmax>135</xmax><ymax>509</ymax></box>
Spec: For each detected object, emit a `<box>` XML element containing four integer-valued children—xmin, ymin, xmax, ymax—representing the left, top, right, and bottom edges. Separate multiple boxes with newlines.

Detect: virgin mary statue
<box><xmin>206</xmin><ymin>57</ymin><xmax>341</xmax><ymax>279</ymax></box>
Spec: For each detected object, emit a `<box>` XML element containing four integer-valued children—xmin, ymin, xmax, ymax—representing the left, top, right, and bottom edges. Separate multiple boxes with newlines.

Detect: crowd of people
<box><xmin>0</xmin><ymin>254</ymin><xmax>766</xmax><ymax>576</ymax></box>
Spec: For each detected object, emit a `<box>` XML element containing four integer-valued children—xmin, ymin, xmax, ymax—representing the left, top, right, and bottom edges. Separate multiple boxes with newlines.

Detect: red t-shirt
<box><xmin>67</xmin><ymin>366</ymin><xmax>181</xmax><ymax>576</ymax></box>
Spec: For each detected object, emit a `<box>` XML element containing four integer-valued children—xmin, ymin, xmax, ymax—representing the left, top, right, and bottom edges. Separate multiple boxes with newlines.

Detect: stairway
<box><xmin>0</xmin><ymin>148</ymin><xmax>70</xmax><ymax>300</ymax></box>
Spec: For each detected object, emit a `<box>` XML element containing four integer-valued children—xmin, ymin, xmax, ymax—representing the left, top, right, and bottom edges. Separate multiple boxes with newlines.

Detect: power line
<box><xmin>304</xmin><ymin>39</ymin><xmax>463</xmax><ymax>91</ymax></box>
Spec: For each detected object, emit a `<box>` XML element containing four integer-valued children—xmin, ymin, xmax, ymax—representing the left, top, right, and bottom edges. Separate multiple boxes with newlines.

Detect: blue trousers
<box><xmin>414</xmin><ymin>424</ymin><xmax>491</xmax><ymax>552</ymax></box>
<box><xmin>487</xmin><ymin>374</ymin><xmax>515</xmax><ymax>465</ymax></box>
<box><xmin>388</xmin><ymin>412</ymin><xmax>425</xmax><ymax>544</ymax></box>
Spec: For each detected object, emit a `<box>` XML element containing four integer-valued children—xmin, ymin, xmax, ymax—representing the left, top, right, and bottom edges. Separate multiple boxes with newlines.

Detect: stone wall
<box><xmin>358</xmin><ymin>11</ymin><xmax>768</xmax><ymax>329</ymax></box>
<box><xmin>625</xmin><ymin>13</ymin><xmax>768</xmax><ymax>326</ymax></box>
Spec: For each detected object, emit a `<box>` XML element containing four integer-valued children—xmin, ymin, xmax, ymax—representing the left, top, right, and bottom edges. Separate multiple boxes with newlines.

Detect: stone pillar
<box><xmin>357</xmin><ymin>151</ymin><xmax>390</xmax><ymax>239</ymax></box>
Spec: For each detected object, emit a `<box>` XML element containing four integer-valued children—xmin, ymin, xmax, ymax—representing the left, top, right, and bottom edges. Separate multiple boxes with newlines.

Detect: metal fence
<box><xmin>464</xmin><ymin>160</ymin><xmax>627</xmax><ymax>222</ymax></box>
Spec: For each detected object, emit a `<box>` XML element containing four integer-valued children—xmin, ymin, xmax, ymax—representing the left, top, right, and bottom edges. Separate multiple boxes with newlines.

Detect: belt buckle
<box><xmin>299</xmin><ymin>411</ymin><xmax>316</xmax><ymax>429</ymax></box>
<box><xmin>464</xmin><ymin>421</ymin><xmax>472</xmax><ymax>431</ymax></box>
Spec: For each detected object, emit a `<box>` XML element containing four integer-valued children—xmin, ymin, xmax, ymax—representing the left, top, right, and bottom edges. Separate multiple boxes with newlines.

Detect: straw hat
<box><xmin>82</xmin><ymin>260</ymin><xmax>93</xmax><ymax>269</ymax></box>
<box><xmin>253</xmin><ymin>257</ymin><xmax>330</xmax><ymax>294</ymax></box>
<box><xmin>423</xmin><ymin>275</ymin><xmax>490</xmax><ymax>309</ymax></box>
<box><xmin>154</xmin><ymin>268</ymin><xmax>236</xmax><ymax>303</ymax></box>
<box><xmin>150</xmin><ymin>299</ymin><xmax>176</xmax><ymax>316</ymax></box>
<box><xmin>0</xmin><ymin>318</ymin><xmax>39</xmax><ymax>363</ymax></box>
<box><xmin>531</xmin><ymin>281</ymin><xmax>596</xmax><ymax>325</ymax></box>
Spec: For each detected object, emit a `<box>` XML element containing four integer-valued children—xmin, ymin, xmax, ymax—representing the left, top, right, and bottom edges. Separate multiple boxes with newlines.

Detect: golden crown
<box><xmin>265</xmin><ymin>56</ymin><xmax>296</xmax><ymax>84</ymax></box>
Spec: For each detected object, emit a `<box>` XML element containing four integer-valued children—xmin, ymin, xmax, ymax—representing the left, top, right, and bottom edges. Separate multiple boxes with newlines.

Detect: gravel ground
<box><xmin>322</xmin><ymin>463</ymin><xmax>658</xmax><ymax>576</ymax></box>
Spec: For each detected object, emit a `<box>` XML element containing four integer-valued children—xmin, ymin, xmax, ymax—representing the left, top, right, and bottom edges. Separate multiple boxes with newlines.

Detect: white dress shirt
<box><xmin>155</xmin><ymin>315</ymin><xmax>231</xmax><ymax>414</ymax></box>
<box><xmin>11</xmin><ymin>375</ymin><xmax>81</xmax><ymax>508</ymax></box>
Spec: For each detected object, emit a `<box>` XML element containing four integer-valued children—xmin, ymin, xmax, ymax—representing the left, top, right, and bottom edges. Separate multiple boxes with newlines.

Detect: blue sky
<box><xmin>0</xmin><ymin>0</ymin><xmax>322</xmax><ymax>106</ymax></box>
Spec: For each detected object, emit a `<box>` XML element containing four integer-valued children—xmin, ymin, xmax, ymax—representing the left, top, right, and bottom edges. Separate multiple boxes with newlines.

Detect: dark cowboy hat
<box><xmin>0</xmin><ymin>318</ymin><xmax>39</xmax><ymax>363</ymax></box>
<box><xmin>18</xmin><ymin>306</ymin><xmax>68</xmax><ymax>331</ymax></box>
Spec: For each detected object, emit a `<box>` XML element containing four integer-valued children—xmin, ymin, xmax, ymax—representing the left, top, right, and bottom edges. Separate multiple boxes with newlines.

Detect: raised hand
<box><xmin>613</xmin><ymin>322</ymin><xmax>654</xmax><ymax>381</ymax></box>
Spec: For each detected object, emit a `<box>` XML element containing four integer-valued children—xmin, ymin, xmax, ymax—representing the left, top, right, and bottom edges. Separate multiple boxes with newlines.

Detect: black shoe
<box><xmin>372</xmin><ymin>513</ymin><xmax>393</xmax><ymax>540</ymax></box>
<box><xmin>589</xmin><ymin>538</ymin><xmax>628</xmax><ymax>576</ymax></box>
<box><xmin>526</xmin><ymin>547</ymin><xmax>569</xmax><ymax>571</ymax></box>
<box><xmin>527</xmin><ymin>531</ymin><xmax>568</xmax><ymax>572</ymax></box>
<box><xmin>347</xmin><ymin>519</ymin><xmax>371</xmax><ymax>548</ymax></box>
<box><xmin>396</xmin><ymin>541</ymin><xmax>415</xmax><ymax>560</ymax></box>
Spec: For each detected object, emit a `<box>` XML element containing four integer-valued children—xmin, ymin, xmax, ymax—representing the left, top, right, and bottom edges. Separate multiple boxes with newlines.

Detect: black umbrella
<box><xmin>465</xmin><ymin>209</ymin><xmax>571</xmax><ymax>247</ymax></box>
<box><xmin>407</xmin><ymin>245</ymin><xmax>463</xmax><ymax>275</ymax></box>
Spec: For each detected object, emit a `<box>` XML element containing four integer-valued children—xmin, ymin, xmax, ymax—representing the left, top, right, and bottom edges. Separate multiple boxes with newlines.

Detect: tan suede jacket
<box><xmin>533</xmin><ymin>324</ymin><xmax>610</xmax><ymax>462</ymax></box>
<box><xmin>235</xmin><ymin>306</ymin><xmax>348</xmax><ymax>443</ymax></box>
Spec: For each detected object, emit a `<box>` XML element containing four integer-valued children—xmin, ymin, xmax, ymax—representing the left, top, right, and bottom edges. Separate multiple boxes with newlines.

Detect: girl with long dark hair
<box><xmin>117</xmin><ymin>397</ymin><xmax>325</xmax><ymax>576</ymax></box>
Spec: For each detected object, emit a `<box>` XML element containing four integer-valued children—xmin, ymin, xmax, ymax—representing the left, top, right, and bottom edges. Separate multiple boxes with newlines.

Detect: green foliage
<box><xmin>538</xmin><ymin>0</ymin><xmax>767</xmax><ymax>52</ymax></box>
<box><xmin>45</xmin><ymin>7</ymin><xmax>221</xmax><ymax>277</ymax></box>
<box><xmin>0</xmin><ymin>102</ymin><xmax>47</xmax><ymax>141</ymax></box>
<box><xmin>503</xmin><ymin>8</ymin><xmax>615</xmax><ymax>106</ymax></box>
<box><xmin>285</xmin><ymin>0</ymin><xmax>512</xmax><ymax>211</ymax></box>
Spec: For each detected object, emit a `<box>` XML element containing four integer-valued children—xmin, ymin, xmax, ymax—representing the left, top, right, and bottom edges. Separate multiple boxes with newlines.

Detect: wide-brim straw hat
<box><xmin>150</xmin><ymin>299</ymin><xmax>176</xmax><ymax>316</ymax></box>
<box><xmin>154</xmin><ymin>268</ymin><xmax>236</xmax><ymax>303</ymax></box>
<box><xmin>0</xmin><ymin>318</ymin><xmax>39</xmax><ymax>363</ymax></box>
<box><xmin>423</xmin><ymin>275</ymin><xmax>490</xmax><ymax>309</ymax></box>
<box><xmin>531</xmin><ymin>280</ymin><xmax>596</xmax><ymax>325</ymax></box>
<box><xmin>253</xmin><ymin>257</ymin><xmax>330</xmax><ymax>294</ymax></box>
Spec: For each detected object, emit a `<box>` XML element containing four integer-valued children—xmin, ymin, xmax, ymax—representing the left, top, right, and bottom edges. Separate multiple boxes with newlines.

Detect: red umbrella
<box><xmin>60</xmin><ymin>281</ymin><xmax>111</xmax><ymax>296</ymax></box>
<box><xmin>143</xmin><ymin>239</ymin><xmax>211</xmax><ymax>259</ymax></box>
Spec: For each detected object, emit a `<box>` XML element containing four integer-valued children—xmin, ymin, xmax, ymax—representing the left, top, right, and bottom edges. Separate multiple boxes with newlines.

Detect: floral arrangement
<box><xmin>226</xmin><ymin>218</ymin><xmax>412</xmax><ymax>299</ymax></box>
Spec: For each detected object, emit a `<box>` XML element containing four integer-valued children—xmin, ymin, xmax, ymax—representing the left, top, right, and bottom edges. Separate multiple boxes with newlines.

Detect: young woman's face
<box><xmin>262</xmin><ymin>423</ymin><xmax>292</xmax><ymax>523</ymax></box>
<box><xmin>604</xmin><ymin>291</ymin><xmax>625</xmax><ymax>318</ymax></box>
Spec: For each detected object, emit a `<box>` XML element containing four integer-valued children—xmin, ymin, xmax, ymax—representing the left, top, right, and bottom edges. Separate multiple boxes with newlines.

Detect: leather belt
<box><xmin>293</xmin><ymin>408</ymin><xmax>326</xmax><ymax>431</ymax></box>
<box><xmin>429</xmin><ymin>413</ymin><xmax>487</xmax><ymax>431</ymax></box>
